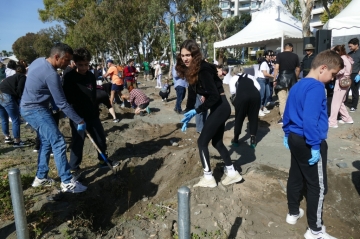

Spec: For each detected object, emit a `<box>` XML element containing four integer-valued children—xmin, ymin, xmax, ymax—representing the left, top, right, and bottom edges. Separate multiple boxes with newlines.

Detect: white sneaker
<box><xmin>221</xmin><ymin>171</ymin><xmax>243</xmax><ymax>186</ymax></box>
<box><xmin>262</xmin><ymin>107</ymin><xmax>270</xmax><ymax>114</ymax></box>
<box><xmin>120</xmin><ymin>103</ymin><xmax>125</xmax><ymax>108</ymax></box>
<box><xmin>258</xmin><ymin>110</ymin><xmax>265</xmax><ymax>117</ymax></box>
<box><xmin>286</xmin><ymin>208</ymin><xmax>304</xmax><ymax>224</ymax></box>
<box><xmin>61</xmin><ymin>180</ymin><xmax>87</xmax><ymax>193</ymax></box>
<box><xmin>193</xmin><ymin>176</ymin><xmax>217</xmax><ymax>188</ymax></box>
<box><xmin>304</xmin><ymin>226</ymin><xmax>337</xmax><ymax>239</ymax></box>
<box><xmin>32</xmin><ymin>176</ymin><xmax>55</xmax><ymax>187</ymax></box>
<box><xmin>338</xmin><ymin>120</ymin><xmax>353</xmax><ymax>124</ymax></box>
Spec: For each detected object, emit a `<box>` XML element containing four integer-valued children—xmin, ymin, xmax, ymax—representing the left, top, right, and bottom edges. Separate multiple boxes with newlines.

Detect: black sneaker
<box><xmin>250</xmin><ymin>136</ymin><xmax>256</xmax><ymax>148</ymax></box>
<box><xmin>277</xmin><ymin>118</ymin><xmax>283</xmax><ymax>125</ymax></box>
<box><xmin>98</xmin><ymin>160</ymin><xmax>120</xmax><ymax>169</ymax></box>
<box><xmin>350</xmin><ymin>107</ymin><xmax>356</xmax><ymax>112</ymax></box>
<box><xmin>4</xmin><ymin>137</ymin><xmax>13</xmax><ymax>144</ymax></box>
<box><xmin>13</xmin><ymin>141</ymin><xmax>27</xmax><ymax>148</ymax></box>
<box><xmin>139</xmin><ymin>111</ymin><xmax>146</xmax><ymax>116</ymax></box>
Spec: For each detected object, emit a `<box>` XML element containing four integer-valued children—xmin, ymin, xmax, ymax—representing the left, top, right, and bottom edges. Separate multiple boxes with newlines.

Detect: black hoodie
<box><xmin>186</xmin><ymin>60</ymin><xmax>225</xmax><ymax>113</ymax></box>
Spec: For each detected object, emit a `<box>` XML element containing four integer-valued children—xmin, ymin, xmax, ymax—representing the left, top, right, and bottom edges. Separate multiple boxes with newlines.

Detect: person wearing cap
<box><xmin>154</xmin><ymin>61</ymin><xmax>162</xmax><ymax>88</ymax></box>
<box><xmin>123</xmin><ymin>59</ymin><xmax>137</xmax><ymax>89</ymax></box>
<box><xmin>103</xmin><ymin>59</ymin><xmax>124</xmax><ymax>110</ymax></box>
<box><xmin>301</xmin><ymin>44</ymin><xmax>316</xmax><ymax>77</ymax></box>
<box><xmin>273</xmin><ymin>43</ymin><xmax>300</xmax><ymax>124</ymax></box>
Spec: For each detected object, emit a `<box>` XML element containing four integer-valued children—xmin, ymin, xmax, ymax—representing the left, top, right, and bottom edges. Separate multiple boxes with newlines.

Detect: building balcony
<box><xmin>310</xmin><ymin>21</ymin><xmax>324</xmax><ymax>28</ymax></box>
<box><xmin>221</xmin><ymin>5</ymin><xmax>231</xmax><ymax>10</ymax></box>
<box><xmin>311</xmin><ymin>7</ymin><xmax>325</xmax><ymax>15</ymax></box>
<box><xmin>239</xmin><ymin>6</ymin><xmax>250</xmax><ymax>11</ymax></box>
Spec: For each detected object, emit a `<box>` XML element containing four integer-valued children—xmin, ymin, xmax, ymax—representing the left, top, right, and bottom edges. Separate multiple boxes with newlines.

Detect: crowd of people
<box><xmin>0</xmin><ymin>37</ymin><xmax>359</xmax><ymax>239</ymax></box>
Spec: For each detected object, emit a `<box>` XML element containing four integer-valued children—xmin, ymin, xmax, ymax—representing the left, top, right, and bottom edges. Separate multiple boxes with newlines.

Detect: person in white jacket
<box><xmin>154</xmin><ymin>61</ymin><xmax>162</xmax><ymax>88</ymax></box>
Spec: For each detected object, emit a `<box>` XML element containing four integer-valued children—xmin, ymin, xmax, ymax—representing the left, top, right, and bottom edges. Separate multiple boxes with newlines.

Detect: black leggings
<box><xmin>198</xmin><ymin>95</ymin><xmax>231</xmax><ymax>172</ymax></box>
<box><xmin>233</xmin><ymin>94</ymin><xmax>260</xmax><ymax>141</ymax></box>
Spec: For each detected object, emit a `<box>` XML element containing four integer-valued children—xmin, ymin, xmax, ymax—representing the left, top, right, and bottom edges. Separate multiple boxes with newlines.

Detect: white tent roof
<box><xmin>323</xmin><ymin>0</ymin><xmax>360</xmax><ymax>37</ymax></box>
<box><xmin>214</xmin><ymin>0</ymin><xmax>302</xmax><ymax>48</ymax></box>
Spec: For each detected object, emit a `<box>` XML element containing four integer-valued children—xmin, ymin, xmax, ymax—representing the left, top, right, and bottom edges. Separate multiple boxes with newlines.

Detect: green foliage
<box><xmin>320</xmin><ymin>0</ymin><xmax>351</xmax><ymax>23</ymax></box>
<box><xmin>12</xmin><ymin>33</ymin><xmax>39</xmax><ymax>63</ymax></box>
<box><xmin>0</xmin><ymin>172</ymin><xmax>34</xmax><ymax>217</ymax></box>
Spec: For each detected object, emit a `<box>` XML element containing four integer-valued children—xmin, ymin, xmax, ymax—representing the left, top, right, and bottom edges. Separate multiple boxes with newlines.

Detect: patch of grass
<box><xmin>0</xmin><ymin>172</ymin><xmax>34</xmax><ymax>218</ymax></box>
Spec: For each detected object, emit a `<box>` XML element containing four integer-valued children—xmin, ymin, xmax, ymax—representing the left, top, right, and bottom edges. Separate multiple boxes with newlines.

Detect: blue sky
<box><xmin>0</xmin><ymin>0</ymin><xmax>62</xmax><ymax>52</ymax></box>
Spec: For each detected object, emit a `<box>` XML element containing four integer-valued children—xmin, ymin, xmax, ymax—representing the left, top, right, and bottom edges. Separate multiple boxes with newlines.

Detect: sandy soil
<box><xmin>0</xmin><ymin>75</ymin><xmax>360</xmax><ymax>239</ymax></box>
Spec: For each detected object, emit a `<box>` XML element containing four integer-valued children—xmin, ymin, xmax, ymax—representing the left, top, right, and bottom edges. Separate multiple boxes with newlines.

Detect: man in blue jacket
<box><xmin>20</xmin><ymin>43</ymin><xmax>87</xmax><ymax>194</ymax></box>
<box><xmin>282</xmin><ymin>50</ymin><xmax>343</xmax><ymax>239</ymax></box>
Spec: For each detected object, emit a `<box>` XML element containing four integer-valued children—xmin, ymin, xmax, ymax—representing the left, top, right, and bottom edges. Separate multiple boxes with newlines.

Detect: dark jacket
<box><xmin>300</xmin><ymin>53</ymin><xmax>316</xmax><ymax>76</ymax></box>
<box><xmin>63</xmin><ymin>69</ymin><xmax>99</xmax><ymax>120</ymax></box>
<box><xmin>0</xmin><ymin>73</ymin><xmax>26</xmax><ymax>101</ymax></box>
<box><xmin>186</xmin><ymin>61</ymin><xmax>224</xmax><ymax>113</ymax></box>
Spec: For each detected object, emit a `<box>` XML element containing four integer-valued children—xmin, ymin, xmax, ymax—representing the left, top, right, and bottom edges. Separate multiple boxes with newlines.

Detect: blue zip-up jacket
<box><xmin>20</xmin><ymin>58</ymin><xmax>83</xmax><ymax>124</ymax></box>
<box><xmin>282</xmin><ymin>77</ymin><xmax>328</xmax><ymax>150</ymax></box>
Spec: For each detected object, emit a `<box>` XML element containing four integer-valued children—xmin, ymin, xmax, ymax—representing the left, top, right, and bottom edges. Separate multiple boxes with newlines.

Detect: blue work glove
<box><xmin>181</xmin><ymin>122</ymin><xmax>188</xmax><ymax>132</ymax></box>
<box><xmin>181</xmin><ymin>109</ymin><xmax>197</xmax><ymax>123</ymax></box>
<box><xmin>283</xmin><ymin>136</ymin><xmax>289</xmax><ymax>149</ymax></box>
<box><xmin>77</xmin><ymin>122</ymin><xmax>86</xmax><ymax>131</ymax></box>
<box><xmin>308</xmin><ymin>149</ymin><xmax>320</xmax><ymax>165</ymax></box>
<box><xmin>355</xmin><ymin>75</ymin><xmax>360</xmax><ymax>83</ymax></box>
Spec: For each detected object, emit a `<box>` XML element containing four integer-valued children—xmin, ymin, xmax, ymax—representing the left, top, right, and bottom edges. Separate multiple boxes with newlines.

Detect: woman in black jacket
<box><xmin>176</xmin><ymin>40</ymin><xmax>242</xmax><ymax>188</ymax></box>
<box><xmin>0</xmin><ymin>65</ymin><xmax>27</xmax><ymax>147</ymax></box>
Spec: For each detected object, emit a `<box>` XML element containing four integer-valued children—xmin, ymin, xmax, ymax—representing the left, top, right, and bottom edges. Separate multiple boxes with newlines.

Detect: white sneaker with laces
<box><xmin>193</xmin><ymin>176</ymin><xmax>217</xmax><ymax>188</ymax></box>
<box><xmin>286</xmin><ymin>208</ymin><xmax>304</xmax><ymax>224</ymax></box>
<box><xmin>32</xmin><ymin>176</ymin><xmax>55</xmax><ymax>187</ymax></box>
<box><xmin>262</xmin><ymin>107</ymin><xmax>270</xmax><ymax>114</ymax></box>
<box><xmin>304</xmin><ymin>226</ymin><xmax>337</xmax><ymax>239</ymax></box>
<box><xmin>222</xmin><ymin>171</ymin><xmax>243</xmax><ymax>185</ymax></box>
<box><xmin>61</xmin><ymin>180</ymin><xmax>87</xmax><ymax>193</ymax></box>
<box><xmin>338</xmin><ymin>120</ymin><xmax>353</xmax><ymax>124</ymax></box>
<box><xmin>259</xmin><ymin>110</ymin><xmax>265</xmax><ymax>117</ymax></box>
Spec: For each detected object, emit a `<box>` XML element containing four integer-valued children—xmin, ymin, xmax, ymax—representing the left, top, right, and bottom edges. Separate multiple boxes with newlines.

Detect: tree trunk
<box><xmin>322</xmin><ymin>0</ymin><xmax>331</xmax><ymax>19</ymax></box>
<box><xmin>299</xmin><ymin>0</ymin><xmax>314</xmax><ymax>37</ymax></box>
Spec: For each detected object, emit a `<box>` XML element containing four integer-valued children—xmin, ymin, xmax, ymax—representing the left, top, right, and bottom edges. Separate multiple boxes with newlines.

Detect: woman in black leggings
<box><xmin>229</xmin><ymin>66</ymin><xmax>261</xmax><ymax>148</ymax></box>
<box><xmin>176</xmin><ymin>39</ymin><xmax>242</xmax><ymax>188</ymax></box>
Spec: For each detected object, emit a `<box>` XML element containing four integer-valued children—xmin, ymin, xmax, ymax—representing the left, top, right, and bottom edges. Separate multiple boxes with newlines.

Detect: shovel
<box><xmin>85</xmin><ymin>130</ymin><xmax>116</xmax><ymax>174</ymax></box>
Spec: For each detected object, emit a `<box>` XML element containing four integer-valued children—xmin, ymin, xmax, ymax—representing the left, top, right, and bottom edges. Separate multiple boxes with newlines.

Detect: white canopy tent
<box><xmin>213</xmin><ymin>0</ymin><xmax>304</xmax><ymax>57</ymax></box>
<box><xmin>323</xmin><ymin>0</ymin><xmax>360</xmax><ymax>37</ymax></box>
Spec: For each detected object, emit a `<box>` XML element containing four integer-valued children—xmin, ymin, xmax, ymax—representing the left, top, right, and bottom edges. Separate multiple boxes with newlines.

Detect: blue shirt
<box><xmin>282</xmin><ymin>77</ymin><xmax>328</xmax><ymax>150</ymax></box>
<box><xmin>20</xmin><ymin>58</ymin><xmax>83</xmax><ymax>124</ymax></box>
<box><xmin>172</xmin><ymin>65</ymin><xmax>188</xmax><ymax>88</ymax></box>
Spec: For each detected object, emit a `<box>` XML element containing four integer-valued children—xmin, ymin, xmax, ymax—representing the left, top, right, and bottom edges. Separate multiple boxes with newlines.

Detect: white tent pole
<box><xmin>281</xmin><ymin>31</ymin><xmax>284</xmax><ymax>52</ymax></box>
<box><xmin>214</xmin><ymin>47</ymin><xmax>216</xmax><ymax>62</ymax></box>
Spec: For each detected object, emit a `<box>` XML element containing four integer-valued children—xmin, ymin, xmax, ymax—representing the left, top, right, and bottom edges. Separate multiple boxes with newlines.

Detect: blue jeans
<box><xmin>175</xmin><ymin>86</ymin><xmax>186</xmax><ymax>112</ymax></box>
<box><xmin>20</xmin><ymin>108</ymin><xmax>72</xmax><ymax>183</ymax></box>
<box><xmin>0</xmin><ymin>93</ymin><xmax>20</xmax><ymax>138</ymax></box>
<box><xmin>195</xmin><ymin>94</ymin><xmax>207</xmax><ymax>133</ymax></box>
<box><xmin>257</xmin><ymin>78</ymin><xmax>270</xmax><ymax>107</ymax></box>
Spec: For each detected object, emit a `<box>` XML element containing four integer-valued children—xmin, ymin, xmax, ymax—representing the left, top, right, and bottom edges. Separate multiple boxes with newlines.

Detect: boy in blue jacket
<box><xmin>282</xmin><ymin>50</ymin><xmax>343</xmax><ymax>239</ymax></box>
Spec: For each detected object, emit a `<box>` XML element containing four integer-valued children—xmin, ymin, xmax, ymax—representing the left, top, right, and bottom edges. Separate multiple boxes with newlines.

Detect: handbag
<box><xmin>339</xmin><ymin>76</ymin><xmax>351</xmax><ymax>88</ymax></box>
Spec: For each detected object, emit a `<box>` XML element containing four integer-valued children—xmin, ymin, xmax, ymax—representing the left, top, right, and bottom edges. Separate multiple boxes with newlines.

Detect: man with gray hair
<box><xmin>20</xmin><ymin>43</ymin><xmax>87</xmax><ymax>193</ymax></box>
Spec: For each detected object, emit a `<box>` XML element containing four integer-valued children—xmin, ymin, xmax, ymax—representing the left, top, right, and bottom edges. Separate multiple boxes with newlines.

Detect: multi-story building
<box><xmin>310</xmin><ymin>0</ymin><xmax>330</xmax><ymax>29</ymax></box>
<box><xmin>219</xmin><ymin>0</ymin><xmax>264</xmax><ymax>18</ymax></box>
<box><xmin>220</xmin><ymin>0</ymin><xmax>330</xmax><ymax>30</ymax></box>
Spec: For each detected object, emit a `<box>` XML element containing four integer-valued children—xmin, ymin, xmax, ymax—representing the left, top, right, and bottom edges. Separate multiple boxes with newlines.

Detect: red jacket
<box><xmin>123</xmin><ymin>65</ymin><xmax>136</xmax><ymax>81</ymax></box>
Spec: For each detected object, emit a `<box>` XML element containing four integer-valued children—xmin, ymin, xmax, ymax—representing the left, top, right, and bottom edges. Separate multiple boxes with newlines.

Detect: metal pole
<box><xmin>178</xmin><ymin>186</ymin><xmax>190</xmax><ymax>239</ymax></box>
<box><xmin>8</xmin><ymin>168</ymin><xmax>29</xmax><ymax>239</ymax></box>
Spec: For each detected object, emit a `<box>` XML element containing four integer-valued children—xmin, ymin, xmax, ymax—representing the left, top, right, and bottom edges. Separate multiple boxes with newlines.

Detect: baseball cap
<box><xmin>106</xmin><ymin>59</ymin><xmax>114</xmax><ymax>64</ymax></box>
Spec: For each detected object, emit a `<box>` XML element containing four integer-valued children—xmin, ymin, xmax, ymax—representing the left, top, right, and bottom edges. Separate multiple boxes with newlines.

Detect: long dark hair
<box><xmin>175</xmin><ymin>40</ymin><xmax>202</xmax><ymax>85</ymax></box>
<box><xmin>333</xmin><ymin>45</ymin><xmax>348</xmax><ymax>57</ymax></box>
